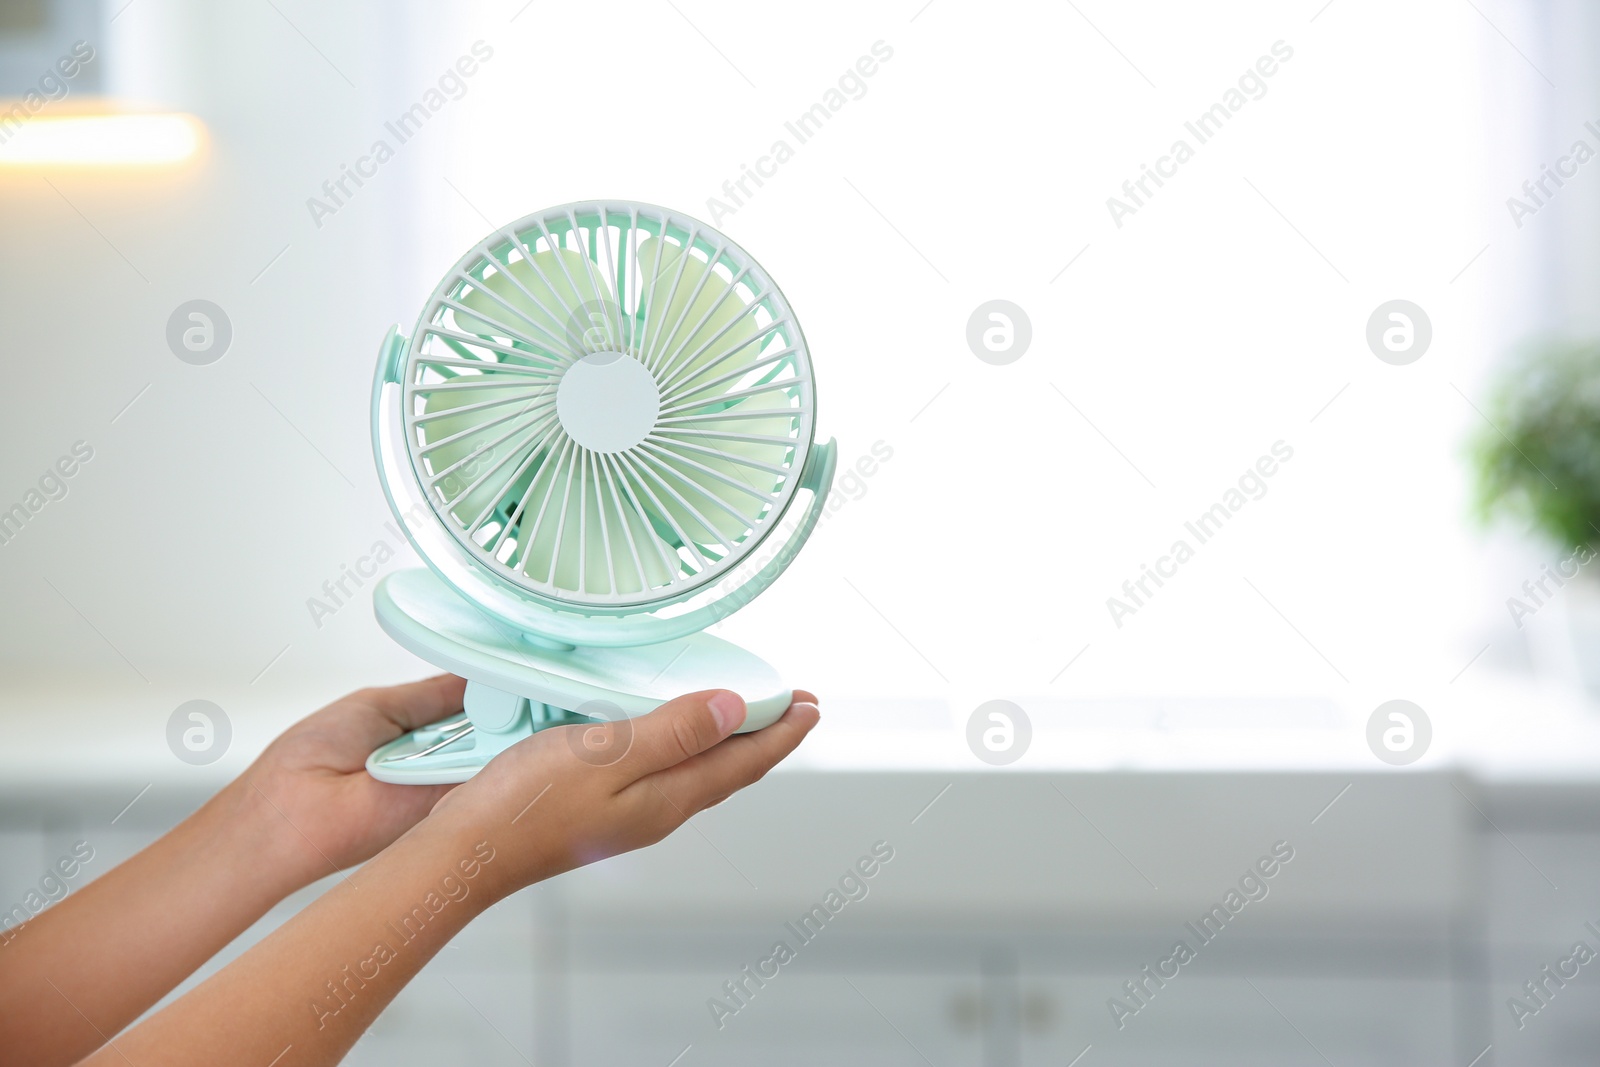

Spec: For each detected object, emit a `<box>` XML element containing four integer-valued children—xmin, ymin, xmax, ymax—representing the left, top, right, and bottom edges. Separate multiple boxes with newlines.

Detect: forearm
<box><xmin>88</xmin><ymin>815</ymin><xmax>503</xmax><ymax>1067</ymax></box>
<box><xmin>0</xmin><ymin>781</ymin><xmax>310</xmax><ymax>1067</ymax></box>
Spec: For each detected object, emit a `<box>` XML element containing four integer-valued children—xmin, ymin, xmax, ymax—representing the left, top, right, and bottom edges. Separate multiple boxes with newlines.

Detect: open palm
<box><xmin>239</xmin><ymin>675</ymin><xmax>466</xmax><ymax>885</ymax></box>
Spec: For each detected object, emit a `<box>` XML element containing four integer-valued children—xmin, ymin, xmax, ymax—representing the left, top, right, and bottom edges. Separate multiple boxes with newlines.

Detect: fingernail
<box><xmin>708</xmin><ymin>691</ymin><xmax>747</xmax><ymax>733</ymax></box>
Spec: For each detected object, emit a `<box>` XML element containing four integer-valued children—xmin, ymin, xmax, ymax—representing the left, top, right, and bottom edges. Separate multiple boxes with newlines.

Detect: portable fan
<box><xmin>365</xmin><ymin>201</ymin><xmax>836</xmax><ymax>784</ymax></box>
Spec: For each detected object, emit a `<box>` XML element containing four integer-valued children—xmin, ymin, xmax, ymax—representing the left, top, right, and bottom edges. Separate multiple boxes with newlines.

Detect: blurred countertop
<box><xmin>4</xmin><ymin>667</ymin><xmax>1600</xmax><ymax>792</ymax></box>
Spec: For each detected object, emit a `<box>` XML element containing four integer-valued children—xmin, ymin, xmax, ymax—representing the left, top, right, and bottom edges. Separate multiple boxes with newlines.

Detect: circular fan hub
<box><xmin>555</xmin><ymin>351</ymin><xmax>660</xmax><ymax>453</ymax></box>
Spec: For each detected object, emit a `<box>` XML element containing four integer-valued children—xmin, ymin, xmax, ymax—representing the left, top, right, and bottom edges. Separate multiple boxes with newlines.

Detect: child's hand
<box><xmin>51</xmin><ymin>685</ymin><xmax>816</xmax><ymax>1067</ymax></box>
<box><xmin>428</xmin><ymin>688</ymin><xmax>820</xmax><ymax>898</ymax></box>
<box><xmin>235</xmin><ymin>675</ymin><xmax>468</xmax><ymax>888</ymax></box>
<box><xmin>7</xmin><ymin>674</ymin><xmax>476</xmax><ymax>1067</ymax></box>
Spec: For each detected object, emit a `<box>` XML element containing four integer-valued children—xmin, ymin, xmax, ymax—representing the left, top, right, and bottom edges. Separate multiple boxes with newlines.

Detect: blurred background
<box><xmin>5</xmin><ymin>0</ymin><xmax>1600</xmax><ymax>1062</ymax></box>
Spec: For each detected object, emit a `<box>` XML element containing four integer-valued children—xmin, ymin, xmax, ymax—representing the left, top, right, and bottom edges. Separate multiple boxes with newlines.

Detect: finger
<box><xmin>643</xmin><ymin>701</ymin><xmax>819</xmax><ymax>812</ymax></box>
<box><xmin>792</xmin><ymin>689</ymin><xmax>818</xmax><ymax>706</ymax></box>
<box><xmin>615</xmin><ymin>689</ymin><xmax>748</xmax><ymax>779</ymax></box>
<box><xmin>353</xmin><ymin>674</ymin><xmax>468</xmax><ymax>736</ymax></box>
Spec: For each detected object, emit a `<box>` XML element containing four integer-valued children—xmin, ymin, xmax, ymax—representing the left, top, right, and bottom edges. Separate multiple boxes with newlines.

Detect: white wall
<box><xmin>0</xmin><ymin>0</ymin><xmax>1589</xmax><ymax>752</ymax></box>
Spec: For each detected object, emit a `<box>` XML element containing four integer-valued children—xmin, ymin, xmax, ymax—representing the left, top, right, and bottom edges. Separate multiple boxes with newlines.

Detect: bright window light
<box><xmin>0</xmin><ymin>113</ymin><xmax>203</xmax><ymax>167</ymax></box>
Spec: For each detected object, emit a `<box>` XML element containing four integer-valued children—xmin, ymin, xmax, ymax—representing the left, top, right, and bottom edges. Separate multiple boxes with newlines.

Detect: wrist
<box><xmin>424</xmin><ymin>791</ymin><xmax>567</xmax><ymax>903</ymax></box>
<box><xmin>200</xmin><ymin>778</ymin><xmax>323</xmax><ymax>902</ymax></box>
<box><xmin>360</xmin><ymin>814</ymin><xmax>510</xmax><ymax>920</ymax></box>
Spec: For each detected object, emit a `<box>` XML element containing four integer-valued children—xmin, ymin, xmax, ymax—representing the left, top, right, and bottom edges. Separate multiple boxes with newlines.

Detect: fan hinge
<box><xmin>376</xmin><ymin>326</ymin><xmax>408</xmax><ymax>385</ymax></box>
<box><xmin>799</xmin><ymin>437</ymin><xmax>837</xmax><ymax>494</ymax></box>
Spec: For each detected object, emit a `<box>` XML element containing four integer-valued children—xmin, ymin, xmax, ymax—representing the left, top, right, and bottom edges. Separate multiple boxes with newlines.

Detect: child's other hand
<box><xmin>234</xmin><ymin>675</ymin><xmax>467</xmax><ymax>889</ymax></box>
<box><xmin>429</xmin><ymin>689</ymin><xmax>820</xmax><ymax>899</ymax></box>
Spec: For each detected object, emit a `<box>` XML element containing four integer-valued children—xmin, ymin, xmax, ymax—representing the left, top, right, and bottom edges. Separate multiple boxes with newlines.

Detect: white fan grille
<box><xmin>400</xmin><ymin>202</ymin><xmax>815</xmax><ymax>611</ymax></box>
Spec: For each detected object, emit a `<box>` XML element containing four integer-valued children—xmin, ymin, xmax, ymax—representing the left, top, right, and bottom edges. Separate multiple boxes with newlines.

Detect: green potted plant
<box><xmin>1472</xmin><ymin>339</ymin><xmax>1600</xmax><ymax>691</ymax></box>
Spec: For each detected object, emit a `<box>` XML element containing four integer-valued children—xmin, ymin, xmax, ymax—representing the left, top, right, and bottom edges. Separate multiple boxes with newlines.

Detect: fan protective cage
<box><xmin>386</xmin><ymin>201</ymin><xmax>818</xmax><ymax>619</ymax></box>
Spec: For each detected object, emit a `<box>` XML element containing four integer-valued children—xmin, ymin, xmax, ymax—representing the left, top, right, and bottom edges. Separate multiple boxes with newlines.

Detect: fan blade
<box><xmin>512</xmin><ymin>450</ymin><xmax>677</xmax><ymax>596</ymax></box>
<box><xmin>456</xmin><ymin>248</ymin><xmax>616</xmax><ymax>357</ymax></box>
<box><xmin>636</xmin><ymin>238</ymin><xmax>760</xmax><ymax>388</ymax></box>
<box><xmin>586</xmin><ymin>456</ymin><xmax>679</xmax><ymax>594</ymax></box>
<box><xmin>646</xmin><ymin>387</ymin><xmax>795</xmax><ymax>542</ymax></box>
<box><xmin>417</xmin><ymin>383</ymin><xmax>548</xmax><ymax>536</ymax></box>
<box><xmin>629</xmin><ymin>237</ymin><xmax>794</xmax><ymax>546</ymax></box>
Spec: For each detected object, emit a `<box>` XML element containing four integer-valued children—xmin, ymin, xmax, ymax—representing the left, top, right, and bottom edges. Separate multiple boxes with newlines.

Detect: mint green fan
<box><xmin>365</xmin><ymin>201</ymin><xmax>836</xmax><ymax>784</ymax></box>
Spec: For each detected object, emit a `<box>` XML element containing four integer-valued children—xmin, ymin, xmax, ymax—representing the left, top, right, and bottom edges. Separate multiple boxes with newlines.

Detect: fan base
<box><xmin>366</xmin><ymin>569</ymin><xmax>792</xmax><ymax>784</ymax></box>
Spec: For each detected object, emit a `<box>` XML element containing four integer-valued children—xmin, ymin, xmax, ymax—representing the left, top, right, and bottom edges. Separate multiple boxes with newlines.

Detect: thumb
<box><xmin>613</xmin><ymin>689</ymin><xmax>747</xmax><ymax>779</ymax></box>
